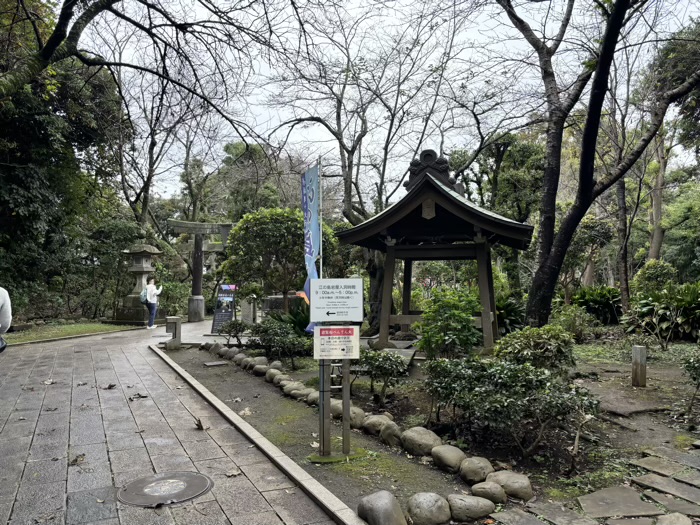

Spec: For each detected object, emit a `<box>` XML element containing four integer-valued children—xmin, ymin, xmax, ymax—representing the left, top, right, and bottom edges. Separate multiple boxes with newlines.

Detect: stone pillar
<box><xmin>188</xmin><ymin>233</ymin><xmax>205</xmax><ymax>322</ymax></box>
<box><xmin>401</xmin><ymin>259</ymin><xmax>413</xmax><ymax>332</ymax></box>
<box><xmin>116</xmin><ymin>244</ymin><xmax>162</xmax><ymax>325</ymax></box>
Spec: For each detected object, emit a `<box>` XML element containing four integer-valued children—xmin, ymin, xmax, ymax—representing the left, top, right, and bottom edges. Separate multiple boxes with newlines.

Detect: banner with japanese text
<box><xmin>301</xmin><ymin>164</ymin><xmax>320</xmax><ymax>304</ymax></box>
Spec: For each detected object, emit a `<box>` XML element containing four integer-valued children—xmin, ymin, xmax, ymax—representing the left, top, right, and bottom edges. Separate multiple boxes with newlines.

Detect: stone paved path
<box><xmin>0</xmin><ymin>324</ymin><xmax>335</xmax><ymax>525</ymax></box>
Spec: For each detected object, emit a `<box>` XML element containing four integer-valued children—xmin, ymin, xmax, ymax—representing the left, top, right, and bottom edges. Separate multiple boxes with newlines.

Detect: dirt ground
<box><xmin>167</xmin><ymin>341</ymin><xmax>700</xmax><ymax>508</ymax></box>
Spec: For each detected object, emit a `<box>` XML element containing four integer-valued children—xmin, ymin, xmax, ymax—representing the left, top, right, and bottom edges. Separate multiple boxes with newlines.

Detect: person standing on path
<box><xmin>0</xmin><ymin>287</ymin><xmax>11</xmax><ymax>353</ymax></box>
<box><xmin>146</xmin><ymin>277</ymin><xmax>162</xmax><ymax>329</ymax></box>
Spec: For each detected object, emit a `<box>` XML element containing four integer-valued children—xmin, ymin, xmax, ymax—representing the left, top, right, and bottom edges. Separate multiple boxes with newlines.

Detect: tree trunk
<box><xmin>648</xmin><ymin>136</ymin><xmax>666</xmax><ymax>260</ymax></box>
<box><xmin>616</xmin><ymin>180</ymin><xmax>630</xmax><ymax>310</ymax></box>
<box><xmin>582</xmin><ymin>251</ymin><xmax>596</xmax><ymax>287</ymax></box>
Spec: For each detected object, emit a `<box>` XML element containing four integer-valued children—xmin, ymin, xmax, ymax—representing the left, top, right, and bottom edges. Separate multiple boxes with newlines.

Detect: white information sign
<box><xmin>314</xmin><ymin>326</ymin><xmax>360</xmax><ymax>360</ymax></box>
<box><xmin>310</xmin><ymin>278</ymin><xmax>363</xmax><ymax>323</ymax></box>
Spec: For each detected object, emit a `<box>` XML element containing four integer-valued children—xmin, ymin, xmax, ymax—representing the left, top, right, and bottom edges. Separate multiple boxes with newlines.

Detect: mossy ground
<box><xmin>4</xmin><ymin>322</ymin><xmax>134</xmax><ymax>344</ymax></box>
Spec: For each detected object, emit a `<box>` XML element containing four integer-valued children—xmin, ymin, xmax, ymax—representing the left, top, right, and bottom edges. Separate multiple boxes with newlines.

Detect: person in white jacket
<box><xmin>0</xmin><ymin>287</ymin><xmax>11</xmax><ymax>353</ymax></box>
<box><xmin>146</xmin><ymin>277</ymin><xmax>162</xmax><ymax>329</ymax></box>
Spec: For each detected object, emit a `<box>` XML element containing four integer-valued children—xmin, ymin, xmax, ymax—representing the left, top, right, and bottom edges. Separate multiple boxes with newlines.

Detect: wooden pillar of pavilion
<box><xmin>476</xmin><ymin>236</ymin><xmax>497</xmax><ymax>350</ymax></box>
<box><xmin>401</xmin><ymin>259</ymin><xmax>413</xmax><ymax>332</ymax></box>
<box><xmin>377</xmin><ymin>246</ymin><xmax>396</xmax><ymax>348</ymax></box>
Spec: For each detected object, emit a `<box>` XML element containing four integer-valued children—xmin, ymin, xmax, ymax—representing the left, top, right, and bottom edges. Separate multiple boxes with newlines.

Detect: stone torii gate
<box><xmin>167</xmin><ymin>219</ymin><xmax>233</xmax><ymax>322</ymax></box>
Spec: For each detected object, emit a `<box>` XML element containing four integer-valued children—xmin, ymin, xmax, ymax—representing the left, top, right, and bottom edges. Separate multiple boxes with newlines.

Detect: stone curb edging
<box><xmin>148</xmin><ymin>345</ymin><xmax>366</xmax><ymax>525</ymax></box>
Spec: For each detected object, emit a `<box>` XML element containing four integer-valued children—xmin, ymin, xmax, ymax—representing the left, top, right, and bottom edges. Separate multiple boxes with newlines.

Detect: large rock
<box><xmin>471</xmin><ymin>481</ymin><xmax>507</xmax><ymax>504</ymax></box>
<box><xmin>431</xmin><ymin>445</ymin><xmax>467</xmax><ymax>474</ymax></box>
<box><xmin>210</xmin><ymin>342</ymin><xmax>223</xmax><ymax>355</ymax></box>
<box><xmin>486</xmin><ymin>471</ymin><xmax>533</xmax><ymax>501</ymax></box>
<box><xmin>290</xmin><ymin>388</ymin><xmax>315</xmax><ymax>400</ymax></box>
<box><xmin>265</xmin><ymin>369</ymin><xmax>283</xmax><ymax>383</ymax></box>
<box><xmin>406</xmin><ymin>493</ymin><xmax>451</xmax><ymax>525</ymax></box>
<box><xmin>273</xmin><ymin>374</ymin><xmax>292</xmax><ymax>385</ymax></box>
<box><xmin>232</xmin><ymin>353</ymin><xmax>247</xmax><ymax>365</ymax></box>
<box><xmin>330</xmin><ymin>399</ymin><xmax>344</xmax><ymax>419</ymax></box>
<box><xmin>657</xmin><ymin>513</ymin><xmax>693</xmax><ymax>525</ymax></box>
<box><xmin>350</xmin><ymin>406</ymin><xmax>366</xmax><ymax>429</ymax></box>
<box><xmin>357</xmin><ymin>491</ymin><xmax>407</xmax><ymax>525</ymax></box>
<box><xmin>447</xmin><ymin>494</ymin><xmax>495</xmax><ymax>520</ymax></box>
<box><xmin>380</xmin><ymin>421</ymin><xmax>403</xmax><ymax>448</ymax></box>
<box><xmin>363</xmin><ymin>415</ymin><xmax>393</xmax><ymax>436</ymax></box>
<box><xmin>282</xmin><ymin>382</ymin><xmax>306</xmax><ymax>395</ymax></box>
<box><xmin>459</xmin><ymin>457</ymin><xmax>494</xmax><ymax>484</ymax></box>
<box><xmin>306</xmin><ymin>391</ymin><xmax>320</xmax><ymax>405</ymax></box>
<box><xmin>240</xmin><ymin>357</ymin><xmax>253</xmax><ymax>369</ymax></box>
<box><xmin>401</xmin><ymin>427</ymin><xmax>442</xmax><ymax>456</ymax></box>
<box><xmin>252</xmin><ymin>356</ymin><xmax>269</xmax><ymax>366</ymax></box>
<box><xmin>252</xmin><ymin>365</ymin><xmax>268</xmax><ymax>376</ymax></box>
<box><xmin>269</xmin><ymin>360</ymin><xmax>283</xmax><ymax>370</ymax></box>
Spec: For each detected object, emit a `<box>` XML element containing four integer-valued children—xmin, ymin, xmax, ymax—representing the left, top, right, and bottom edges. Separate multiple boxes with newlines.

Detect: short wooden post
<box><xmin>632</xmin><ymin>345</ymin><xmax>647</xmax><ymax>387</ymax></box>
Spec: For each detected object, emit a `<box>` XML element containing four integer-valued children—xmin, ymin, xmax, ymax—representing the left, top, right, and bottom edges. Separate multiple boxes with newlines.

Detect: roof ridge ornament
<box><xmin>404</xmin><ymin>149</ymin><xmax>455</xmax><ymax>191</ymax></box>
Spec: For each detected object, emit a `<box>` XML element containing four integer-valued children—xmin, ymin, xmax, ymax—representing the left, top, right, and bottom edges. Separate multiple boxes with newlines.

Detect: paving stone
<box><xmin>109</xmin><ymin>447</ymin><xmax>150</xmax><ymax>473</ymax></box>
<box><xmin>194</xmin><ymin>458</ymin><xmax>240</xmax><ymax>480</ymax></box>
<box><xmin>0</xmin><ymin>501</ymin><xmax>12</xmax><ymax>524</ymax></box>
<box><xmin>182</xmin><ymin>440</ymin><xmax>226</xmax><ymax>461</ymax></box>
<box><xmin>112</xmin><ymin>467</ymin><xmax>155</xmax><ymax>488</ymax></box>
<box><xmin>240</xmin><ymin>463</ymin><xmax>296</xmax><ymax>492</ymax></box>
<box><xmin>12</xmin><ymin>480</ymin><xmax>65</xmax><ymax>519</ymax></box>
<box><xmin>646</xmin><ymin>447</ymin><xmax>700</xmax><ymax>470</ymax></box>
<box><xmin>644</xmin><ymin>490</ymin><xmax>700</xmax><ymax>516</ymax></box>
<box><xmin>262</xmin><ymin>487</ymin><xmax>330</xmax><ymax>525</ymax></box>
<box><xmin>21</xmin><ymin>457</ymin><xmax>68</xmax><ymax>486</ymax></box>
<box><xmin>117</xmin><ymin>505</ymin><xmax>176</xmax><ymax>525</ymax></box>
<box><xmin>103</xmin><ymin>417</ymin><xmax>139</xmax><ymax>434</ymax></box>
<box><xmin>526</xmin><ymin>501</ymin><xmax>598</xmax><ymax>525</ymax></box>
<box><xmin>493</xmin><ymin>509</ymin><xmax>549</xmax><ymax>525</ymax></box>
<box><xmin>214</xmin><ymin>478</ymin><xmax>273</xmax><ymax>517</ymax></box>
<box><xmin>172</xmin><ymin>425</ymin><xmax>213</xmax><ymax>443</ymax></box>
<box><xmin>143</xmin><ymin>436</ymin><xmax>186</xmax><ymax>457</ymax></box>
<box><xmin>226</xmin><ymin>512</ymin><xmax>284</xmax><ymax>525</ymax></box>
<box><xmin>207</xmin><ymin>428</ymin><xmax>249</xmax><ymax>446</ymax></box>
<box><xmin>606</xmin><ymin>519</ymin><xmax>655</xmax><ymax>525</ymax></box>
<box><xmin>221</xmin><ymin>444</ymin><xmax>268</xmax><ymax>466</ymax></box>
<box><xmin>29</xmin><ymin>441</ymin><xmax>68</xmax><ymax>461</ymax></box>
<box><xmin>105</xmin><ymin>431</ymin><xmax>145</xmax><ymax>452</ymax></box>
<box><xmin>578</xmin><ymin>486</ymin><xmax>663</xmax><ymax>518</ymax></box>
<box><xmin>631</xmin><ymin>456</ymin><xmax>686</xmax><ymax>477</ymax></box>
<box><xmin>633</xmin><ymin>473</ymin><xmax>700</xmax><ymax>504</ymax></box>
<box><xmin>66</xmin><ymin>487</ymin><xmax>118</xmax><ymax>524</ymax></box>
<box><xmin>151</xmin><ymin>454</ymin><xmax>196</xmax><ymax>473</ymax></box>
<box><xmin>673</xmin><ymin>469</ymin><xmax>700</xmax><ymax>488</ymax></box>
<box><xmin>9</xmin><ymin>510</ymin><xmax>66</xmax><ymax>525</ymax></box>
<box><xmin>171</xmin><ymin>501</ymin><xmax>231</xmax><ymax>525</ymax></box>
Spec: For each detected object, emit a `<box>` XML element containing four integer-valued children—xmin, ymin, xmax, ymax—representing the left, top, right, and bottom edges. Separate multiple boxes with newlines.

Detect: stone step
<box><xmin>578</xmin><ymin>486</ymin><xmax>663</xmax><ymax>519</ymax></box>
<box><xmin>633</xmin><ymin>474</ymin><xmax>700</xmax><ymax>505</ymax></box>
<box><xmin>692</xmin><ymin>441</ymin><xmax>700</xmax><ymax>449</ymax></box>
<box><xmin>674</xmin><ymin>469</ymin><xmax>700</xmax><ymax>489</ymax></box>
<box><xmin>644</xmin><ymin>490</ymin><xmax>700</xmax><ymax>516</ymax></box>
<box><xmin>526</xmin><ymin>501</ymin><xmax>598</xmax><ymax>525</ymax></box>
<box><xmin>630</xmin><ymin>457</ymin><xmax>686</xmax><ymax>477</ymax></box>
<box><xmin>644</xmin><ymin>447</ymin><xmax>700</xmax><ymax>470</ymax></box>
<box><xmin>606</xmin><ymin>518</ymin><xmax>654</xmax><ymax>525</ymax></box>
<box><xmin>493</xmin><ymin>509</ymin><xmax>549</xmax><ymax>525</ymax></box>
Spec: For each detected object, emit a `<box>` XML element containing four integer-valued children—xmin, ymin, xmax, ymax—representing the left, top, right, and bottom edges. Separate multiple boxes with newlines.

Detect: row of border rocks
<box><xmin>226</xmin><ymin>351</ymin><xmax>534</xmax><ymax>506</ymax></box>
<box><xmin>358</xmin><ymin>490</ymin><xmax>498</xmax><ymax>525</ymax></box>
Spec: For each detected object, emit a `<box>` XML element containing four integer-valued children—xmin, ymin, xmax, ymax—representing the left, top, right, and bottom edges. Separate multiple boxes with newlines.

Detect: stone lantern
<box><xmin>116</xmin><ymin>244</ymin><xmax>162</xmax><ymax>325</ymax></box>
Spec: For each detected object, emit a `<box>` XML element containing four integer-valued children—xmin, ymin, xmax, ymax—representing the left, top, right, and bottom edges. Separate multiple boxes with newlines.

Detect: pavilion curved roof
<box><xmin>337</xmin><ymin>151</ymin><xmax>534</xmax><ymax>252</ymax></box>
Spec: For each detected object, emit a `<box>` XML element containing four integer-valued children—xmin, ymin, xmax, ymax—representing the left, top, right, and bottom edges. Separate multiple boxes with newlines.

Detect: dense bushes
<box><xmin>217</xmin><ymin>319</ymin><xmax>249</xmax><ymax>345</ymax></box>
<box><xmin>250</xmin><ymin>318</ymin><xmax>312</xmax><ymax>368</ymax></box>
<box><xmin>572</xmin><ymin>286</ymin><xmax>622</xmax><ymax>325</ymax></box>
<box><xmin>551</xmin><ymin>304</ymin><xmax>597</xmax><ymax>343</ymax></box>
<box><xmin>494</xmin><ymin>325</ymin><xmax>576</xmax><ymax>375</ymax></box>
<box><xmin>414</xmin><ymin>287</ymin><xmax>481</xmax><ymax>358</ymax></box>
<box><xmin>631</xmin><ymin>260</ymin><xmax>677</xmax><ymax>297</ymax></box>
<box><xmin>425</xmin><ymin>358</ymin><xmax>597</xmax><ymax>456</ymax></box>
<box><xmin>496</xmin><ymin>294</ymin><xmax>526</xmax><ymax>335</ymax></box>
<box><xmin>358</xmin><ymin>348</ymin><xmax>407</xmax><ymax>407</ymax></box>
<box><xmin>623</xmin><ymin>283</ymin><xmax>700</xmax><ymax>349</ymax></box>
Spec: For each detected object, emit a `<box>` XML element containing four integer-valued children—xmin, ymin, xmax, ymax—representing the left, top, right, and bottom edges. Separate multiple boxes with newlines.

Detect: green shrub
<box><xmin>682</xmin><ymin>352</ymin><xmax>700</xmax><ymax>414</ymax></box>
<box><xmin>496</xmin><ymin>294</ymin><xmax>526</xmax><ymax>335</ymax></box>
<box><xmin>217</xmin><ymin>320</ymin><xmax>250</xmax><ymax>345</ymax></box>
<box><xmin>572</xmin><ymin>286</ymin><xmax>622</xmax><ymax>325</ymax></box>
<box><xmin>494</xmin><ymin>325</ymin><xmax>575</xmax><ymax>375</ymax></box>
<box><xmin>358</xmin><ymin>349</ymin><xmax>407</xmax><ymax>407</ymax></box>
<box><xmin>631</xmin><ymin>260</ymin><xmax>677</xmax><ymax>298</ymax></box>
<box><xmin>268</xmin><ymin>301</ymin><xmax>310</xmax><ymax>336</ymax></box>
<box><xmin>425</xmin><ymin>358</ymin><xmax>598</xmax><ymax>456</ymax></box>
<box><xmin>250</xmin><ymin>318</ymin><xmax>311</xmax><ymax>368</ymax></box>
<box><xmin>414</xmin><ymin>287</ymin><xmax>482</xmax><ymax>359</ymax></box>
<box><xmin>623</xmin><ymin>283</ymin><xmax>700</xmax><ymax>349</ymax></box>
<box><xmin>551</xmin><ymin>304</ymin><xmax>597</xmax><ymax>343</ymax></box>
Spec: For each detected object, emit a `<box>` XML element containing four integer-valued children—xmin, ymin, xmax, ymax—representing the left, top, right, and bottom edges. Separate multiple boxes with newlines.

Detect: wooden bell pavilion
<box><xmin>337</xmin><ymin>150</ymin><xmax>534</xmax><ymax>349</ymax></box>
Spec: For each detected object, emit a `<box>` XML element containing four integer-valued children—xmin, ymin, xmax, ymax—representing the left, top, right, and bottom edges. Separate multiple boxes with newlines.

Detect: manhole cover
<box><xmin>117</xmin><ymin>472</ymin><xmax>213</xmax><ymax>508</ymax></box>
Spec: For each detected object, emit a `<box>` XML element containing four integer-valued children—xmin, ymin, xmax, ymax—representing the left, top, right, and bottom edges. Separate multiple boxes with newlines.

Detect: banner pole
<box><xmin>318</xmin><ymin>156</ymin><xmax>323</xmax><ymax>280</ymax></box>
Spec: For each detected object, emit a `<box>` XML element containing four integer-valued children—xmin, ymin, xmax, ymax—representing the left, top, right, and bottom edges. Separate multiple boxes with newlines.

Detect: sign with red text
<box><xmin>310</xmin><ymin>278</ymin><xmax>363</xmax><ymax>322</ymax></box>
<box><xmin>313</xmin><ymin>326</ymin><xmax>360</xmax><ymax>360</ymax></box>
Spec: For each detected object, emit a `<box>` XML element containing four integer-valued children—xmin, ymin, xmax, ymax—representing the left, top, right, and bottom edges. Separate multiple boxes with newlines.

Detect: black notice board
<box><xmin>211</xmin><ymin>284</ymin><xmax>236</xmax><ymax>334</ymax></box>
